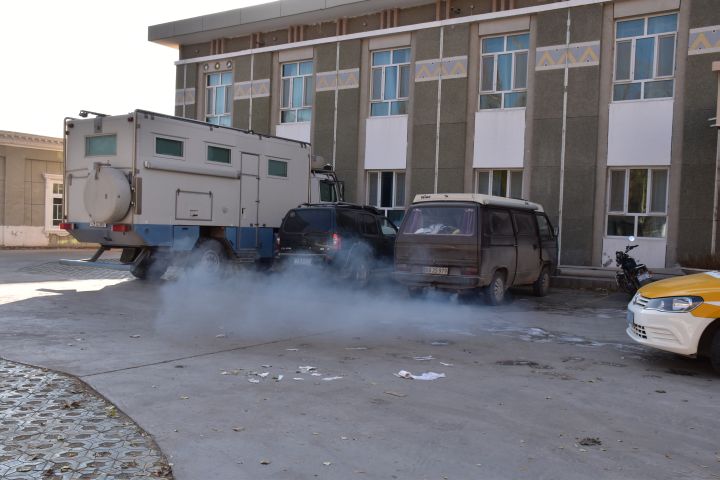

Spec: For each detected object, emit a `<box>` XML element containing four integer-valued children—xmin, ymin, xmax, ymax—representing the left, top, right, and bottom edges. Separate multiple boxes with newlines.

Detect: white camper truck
<box><xmin>60</xmin><ymin>110</ymin><xmax>342</xmax><ymax>278</ymax></box>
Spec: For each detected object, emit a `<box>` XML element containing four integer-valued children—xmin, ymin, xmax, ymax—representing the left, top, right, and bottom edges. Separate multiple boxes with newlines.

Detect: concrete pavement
<box><xmin>0</xmin><ymin>249</ymin><xmax>718</xmax><ymax>479</ymax></box>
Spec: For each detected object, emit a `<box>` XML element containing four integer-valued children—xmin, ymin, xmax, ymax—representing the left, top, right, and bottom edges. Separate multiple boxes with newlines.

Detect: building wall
<box><xmin>168</xmin><ymin>0</ymin><xmax>720</xmax><ymax>268</ymax></box>
<box><xmin>676</xmin><ymin>0</ymin><xmax>720</xmax><ymax>262</ymax></box>
<box><xmin>0</xmin><ymin>139</ymin><xmax>81</xmax><ymax>247</ymax></box>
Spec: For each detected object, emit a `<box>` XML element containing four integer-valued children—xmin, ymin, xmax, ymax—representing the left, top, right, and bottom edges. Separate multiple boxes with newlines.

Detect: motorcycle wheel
<box><xmin>616</xmin><ymin>274</ymin><xmax>637</xmax><ymax>296</ymax></box>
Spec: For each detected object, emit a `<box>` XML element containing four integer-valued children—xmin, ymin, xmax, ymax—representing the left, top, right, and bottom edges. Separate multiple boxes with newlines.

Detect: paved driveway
<box><xmin>0</xmin><ymin>249</ymin><xmax>718</xmax><ymax>480</ymax></box>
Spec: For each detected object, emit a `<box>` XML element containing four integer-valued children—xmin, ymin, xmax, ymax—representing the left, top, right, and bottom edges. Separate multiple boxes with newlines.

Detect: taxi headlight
<box><xmin>644</xmin><ymin>296</ymin><xmax>703</xmax><ymax>312</ymax></box>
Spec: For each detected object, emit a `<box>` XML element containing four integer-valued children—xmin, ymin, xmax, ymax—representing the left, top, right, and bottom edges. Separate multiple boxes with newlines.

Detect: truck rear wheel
<box><xmin>190</xmin><ymin>239</ymin><xmax>226</xmax><ymax>275</ymax></box>
<box><xmin>131</xmin><ymin>252</ymin><xmax>170</xmax><ymax>280</ymax></box>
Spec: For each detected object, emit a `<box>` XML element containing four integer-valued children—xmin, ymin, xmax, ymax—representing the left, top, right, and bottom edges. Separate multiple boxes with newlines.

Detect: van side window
<box><xmin>489</xmin><ymin>209</ymin><xmax>513</xmax><ymax>236</ymax></box>
<box><xmin>536</xmin><ymin>214</ymin><xmax>554</xmax><ymax>240</ymax></box>
<box><xmin>360</xmin><ymin>214</ymin><xmax>379</xmax><ymax>236</ymax></box>
<box><xmin>513</xmin><ymin>211</ymin><xmax>536</xmax><ymax>236</ymax></box>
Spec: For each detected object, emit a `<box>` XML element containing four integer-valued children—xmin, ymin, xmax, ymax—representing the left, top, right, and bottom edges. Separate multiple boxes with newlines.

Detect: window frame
<box><xmin>475</xmin><ymin>169</ymin><xmax>523</xmax><ymax>199</ymax></box>
<box><xmin>280</xmin><ymin>60</ymin><xmax>314</xmax><ymax>124</ymax></box>
<box><xmin>43</xmin><ymin>173</ymin><xmax>65</xmax><ymax>233</ymax></box>
<box><xmin>479</xmin><ymin>33</ymin><xmax>530</xmax><ymax>110</ymax></box>
<box><xmin>370</xmin><ymin>47</ymin><xmax>411</xmax><ymax>117</ymax></box>
<box><xmin>205</xmin><ymin>143</ymin><xmax>233</xmax><ymax>165</ymax></box>
<box><xmin>205</xmin><ymin>71</ymin><xmax>233</xmax><ymax>126</ymax></box>
<box><xmin>366</xmin><ymin>170</ymin><xmax>406</xmax><ymax>221</ymax></box>
<box><xmin>85</xmin><ymin>134</ymin><xmax>117</xmax><ymax>157</ymax></box>
<box><xmin>612</xmin><ymin>13</ymin><xmax>678</xmax><ymax>102</ymax></box>
<box><xmin>267</xmin><ymin>158</ymin><xmax>289</xmax><ymax>178</ymax></box>
<box><xmin>154</xmin><ymin>135</ymin><xmax>185</xmax><ymax>160</ymax></box>
<box><xmin>605</xmin><ymin>167</ymin><xmax>669</xmax><ymax>239</ymax></box>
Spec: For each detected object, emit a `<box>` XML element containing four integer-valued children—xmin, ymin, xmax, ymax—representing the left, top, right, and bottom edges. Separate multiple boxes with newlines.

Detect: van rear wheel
<box><xmin>484</xmin><ymin>271</ymin><xmax>506</xmax><ymax>306</ymax></box>
<box><xmin>533</xmin><ymin>267</ymin><xmax>551</xmax><ymax>297</ymax></box>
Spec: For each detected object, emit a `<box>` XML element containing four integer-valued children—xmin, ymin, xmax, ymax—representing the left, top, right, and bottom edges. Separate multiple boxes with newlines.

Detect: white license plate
<box><xmin>638</xmin><ymin>272</ymin><xmax>650</xmax><ymax>282</ymax></box>
<box><xmin>89</xmin><ymin>221</ymin><xmax>107</xmax><ymax>228</ymax></box>
<box><xmin>423</xmin><ymin>266</ymin><xmax>448</xmax><ymax>275</ymax></box>
<box><xmin>293</xmin><ymin>257</ymin><xmax>313</xmax><ymax>266</ymax></box>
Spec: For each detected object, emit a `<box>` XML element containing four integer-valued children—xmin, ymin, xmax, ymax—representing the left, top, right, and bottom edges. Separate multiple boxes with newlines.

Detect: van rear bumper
<box><xmin>393</xmin><ymin>272</ymin><xmax>482</xmax><ymax>290</ymax></box>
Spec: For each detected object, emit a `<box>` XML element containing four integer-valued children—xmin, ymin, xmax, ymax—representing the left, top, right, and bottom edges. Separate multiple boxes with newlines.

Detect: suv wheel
<box><xmin>351</xmin><ymin>256</ymin><xmax>370</xmax><ymax>288</ymax></box>
<box><xmin>484</xmin><ymin>271</ymin><xmax>506</xmax><ymax>306</ymax></box>
<box><xmin>533</xmin><ymin>267</ymin><xmax>551</xmax><ymax>297</ymax></box>
<box><xmin>711</xmin><ymin>329</ymin><xmax>720</xmax><ymax>374</ymax></box>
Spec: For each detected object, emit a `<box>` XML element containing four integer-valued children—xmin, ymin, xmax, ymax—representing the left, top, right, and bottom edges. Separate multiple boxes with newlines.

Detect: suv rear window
<box><xmin>283</xmin><ymin>209</ymin><xmax>332</xmax><ymax>234</ymax></box>
<box><xmin>401</xmin><ymin>206</ymin><xmax>476</xmax><ymax>236</ymax></box>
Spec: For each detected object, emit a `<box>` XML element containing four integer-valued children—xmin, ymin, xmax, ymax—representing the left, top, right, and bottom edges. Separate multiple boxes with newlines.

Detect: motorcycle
<box><xmin>605</xmin><ymin>236</ymin><xmax>653</xmax><ymax>295</ymax></box>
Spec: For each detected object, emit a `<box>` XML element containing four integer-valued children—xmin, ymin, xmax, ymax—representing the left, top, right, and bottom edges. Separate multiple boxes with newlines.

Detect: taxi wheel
<box><xmin>711</xmin><ymin>329</ymin><xmax>720</xmax><ymax>374</ymax></box>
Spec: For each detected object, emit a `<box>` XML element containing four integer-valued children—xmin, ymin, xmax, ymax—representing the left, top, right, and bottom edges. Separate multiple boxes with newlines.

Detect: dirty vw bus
<box><xmin>394</xmin><ymin>194</ymin><xmax>557</xmax><ymax>304</ymax></box>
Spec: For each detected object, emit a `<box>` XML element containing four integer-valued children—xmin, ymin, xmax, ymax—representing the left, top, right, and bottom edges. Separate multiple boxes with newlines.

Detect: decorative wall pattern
<box><xmin>688</xmin><ymin>25</ymin><xmax>720</xmax><ymax>55</ymax></box>
<box><xmin>233</xmin><ymin>79</ymin><xmax>271</xmax><ymax>100</ymax></box>
<box><xmin>536</xmin><ymin>41</ymin><xmax>600</xmax><ymax>71</ymax></box>
<box><xmin>174</xmin><ymin>88</ymin><xmax>196</xmax><ymax>106</ymax></box>
<box><xmin>315</xmin><ymin>69</ymin><xmax>360</xmax><ymax>92</ymax></box>
<box><xmin>414</xmin><ymin>56</ymin><xmax>468</xmax><ymax>82</ymax></box>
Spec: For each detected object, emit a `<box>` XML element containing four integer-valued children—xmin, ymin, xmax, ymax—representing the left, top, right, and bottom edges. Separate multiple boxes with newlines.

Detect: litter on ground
<box><xmin>413</xmin><ymin>355</ymin><xmax>435</xmax><ymax>361</ymax></box>
<box><xmin>395</xmin><ymin>370</ymin><xmax>446</xmax><ymax>381</ymax></box>
<box><xmin>297</xmin><ymin>366</ymin><xmax>317</xmax><ymax>373</ymax></box>
<box><xmin>322</xmin><ymin>376</ymin><xmax>343</xmax><ymax>381</ymax></box>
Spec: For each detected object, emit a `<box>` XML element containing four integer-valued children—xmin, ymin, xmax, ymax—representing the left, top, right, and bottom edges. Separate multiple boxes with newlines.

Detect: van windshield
<box><xmin>283</xmin><ymin>209</ymin><xmax>332</xmax><ymax>234</ymax></box>
<box><xmin>400</xmin><ymin>206</ymin><xmax>476</xmax><ymax>236</ymax></box>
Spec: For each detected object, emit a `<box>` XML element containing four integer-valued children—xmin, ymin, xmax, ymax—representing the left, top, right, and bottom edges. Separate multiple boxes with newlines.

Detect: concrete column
<box><xmin>233</xmin><ymin>56</ymin><xmax>252</xmax><ymax>130</ymax></box>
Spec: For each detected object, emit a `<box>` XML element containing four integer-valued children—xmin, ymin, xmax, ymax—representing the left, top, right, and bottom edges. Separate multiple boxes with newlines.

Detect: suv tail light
<box><xmin>275</xmin><ymin>235</ymin><xmax>281</xmax><ymax>254</ymax></box>
<box><xmin>331</xmin><ymin>233</ymin><xmax>341</xmax><ymax>251</ymax></box>
<box><xmin>461</xmin><ymin>266</ymin><xmax>479</xmax><ymax>275</ymax></box>
<box><xmin>59</xmin><ymin>222</ymin><xmax>74</xmax><ymax>231</ymax></box>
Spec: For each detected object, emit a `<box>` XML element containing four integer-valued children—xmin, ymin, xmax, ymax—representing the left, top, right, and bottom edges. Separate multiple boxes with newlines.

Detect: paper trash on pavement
<box><xmin>322</xmin><ymin>376</ymin><xmax>343</xmax><ymax>381</ymax></box>
<box><xmin>413</xmin><ymin>355</ymin><xmax>435</xmax><ymax>361</ymax></box>
<box><xmin>395</xmin><ymin>370</ymin><xmax>446</xmax><ymax>381</ymax></box>
<box><xmin>297</xmin><ymin>366</ymin><xmax>317</xmax><ymax>373</ymax></box>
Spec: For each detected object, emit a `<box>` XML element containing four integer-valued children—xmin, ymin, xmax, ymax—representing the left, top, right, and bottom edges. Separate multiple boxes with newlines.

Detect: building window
<box><xmin>43</xmin><ymin>174</ymin><xmax>64</xmax><ymax>231</ymax></box>
<box><xmin>281</xmin><ymin>61</ymin><xmax>313</xmax><ymax>123</ymax></box>
<box><xmin>207</xmin><ymin>145</ymin><xmax>231</xmax><ymax>164</ymax></box>
<box><xmin>370</xmin><ymin>48</ymin><xmax>411</xmax><ymax>117</ymax></box>
<box><xmin>607</xmin><ymin>168</ymin><xmax>668</xmax><ymax>238</ymax></box>
<box><xmin>476</xmin><ymin>169</ymin><xmax>523</xmax><ymax>198</ymax></box>
<box><xmin>479</xmin><ymin>33</ymin><xmax>529</xmax><ymax>109</ymax></box>
<box><xmin>268</xmin><ymin>159</ymin><xmax>288</xmax><ymax>177</ymax></box>
<box><xmin>367</xmin><ymin>171</ymin><xmax>405</xmax><ymax>223</ymax></box>
<box><xmin>613</xmin><ymin>13</ymin><xmax>677</xmax><ymax>101</ymax></box>
<box><xmin>206</xmin><ymin>72</ymin><xmax>233</xmax><ymax>126</ymax></box>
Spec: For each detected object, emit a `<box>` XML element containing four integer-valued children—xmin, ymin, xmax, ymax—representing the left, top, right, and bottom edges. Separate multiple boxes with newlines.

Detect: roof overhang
<box><xmin>149</xmin><ymin>0</ymin><xmax>433</xmax><ymax>48</ymax></box>
<box><xmin>0</xmin><ymin>131</ymin><xmax>63</xmax><ymax>151</ymax></box>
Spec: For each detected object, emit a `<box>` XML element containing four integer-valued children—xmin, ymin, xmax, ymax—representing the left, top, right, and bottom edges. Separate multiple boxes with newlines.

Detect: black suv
<box><xmin>276</xmin><ymin>203</ymin><xmax>398</xmax><ymax>286</ymax></box>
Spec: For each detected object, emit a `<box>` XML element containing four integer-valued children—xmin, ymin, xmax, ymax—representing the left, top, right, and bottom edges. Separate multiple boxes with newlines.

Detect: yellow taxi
<box><xmin>627</xmin><ymin>271</ymin><xmax>720</xmax><ymax>372</ymax></box>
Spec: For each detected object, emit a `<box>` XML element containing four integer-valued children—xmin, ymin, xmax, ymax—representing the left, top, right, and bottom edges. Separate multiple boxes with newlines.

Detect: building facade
<box><xmin>0</xmin><ymin>131</ymin><xmax>77</xmax><ymax>247</ymax></box>
<box><xmin>149</xmin><ymin>0</ymin><xmax>720</xmax><ymax>268</ymax></box>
